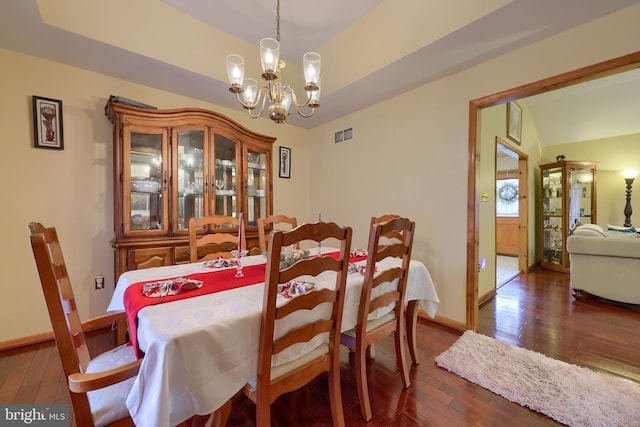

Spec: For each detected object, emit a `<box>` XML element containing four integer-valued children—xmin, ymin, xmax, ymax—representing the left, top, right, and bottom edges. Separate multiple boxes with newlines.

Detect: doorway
<box><xmin>495</xmin><ymin>138</ymin><xmax>528</xmax><ymax>289</ymax></box>
<box><xmin>465</xmin><ymin>51</ymin><xmax>640</xmax><ymax>331</ymax></box>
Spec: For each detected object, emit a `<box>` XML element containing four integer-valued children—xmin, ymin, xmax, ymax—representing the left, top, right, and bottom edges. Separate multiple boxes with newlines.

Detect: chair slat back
<box><xmin>370</xmin><ymin>214</ymin><xmax>404</xmax><ymax>244</ymax></box>
<box><xmin>188</xmin><ymin>215</ymin><xmax>245</xmax><ymax>262</ymax></box>
<box><xmin>29</xmin><ymin>222</ymin><xmax>92</xmax><ymax>374</ymax></box>
<box><xmin>257</xmin><ymin>214</ymin><xmax>298</xmax><ymax>254</ymax></box>
<box><xmin>361</xmin><ymin>217</ymin><xmax>415</xmax><ymax>322</ymax></box>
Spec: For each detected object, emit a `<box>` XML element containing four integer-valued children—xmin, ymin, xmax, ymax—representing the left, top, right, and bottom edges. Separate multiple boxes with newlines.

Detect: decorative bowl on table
<box><xmin>280</xmin><ymin>248</ymin><xmax>310</xmax><ymax>268</ymax></box>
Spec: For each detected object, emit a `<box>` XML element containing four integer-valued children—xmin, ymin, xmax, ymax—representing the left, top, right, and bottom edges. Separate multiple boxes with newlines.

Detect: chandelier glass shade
<box><xmin>225</xmin><ymin>1</ymin><xmax>321</xmax><ymax>123</ymax></box>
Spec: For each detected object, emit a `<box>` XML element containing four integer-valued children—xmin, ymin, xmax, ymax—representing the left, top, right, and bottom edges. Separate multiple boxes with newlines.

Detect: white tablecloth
<box><xmin>107</xmin><ymin>249</ymin><xmax>439</xmax><ymax>427</ymax></box>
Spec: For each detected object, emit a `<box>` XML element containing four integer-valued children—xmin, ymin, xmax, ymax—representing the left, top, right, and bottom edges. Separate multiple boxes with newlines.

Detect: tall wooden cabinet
<box><xmin>540</xmin><ymin>160</ymin><xmax>597</xmax><ymax>272</ymax></box>
<box><xmin>106</xmin><ymin>101</ymin><xmax>275</xmax><ymax>278</ymax></box>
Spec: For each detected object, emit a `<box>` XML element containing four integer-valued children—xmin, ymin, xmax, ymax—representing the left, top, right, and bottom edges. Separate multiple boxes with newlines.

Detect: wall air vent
<box><xmin>334</xmin><ymin>127</ymin><xmax>353</xmax><ymax>144</ymax></box>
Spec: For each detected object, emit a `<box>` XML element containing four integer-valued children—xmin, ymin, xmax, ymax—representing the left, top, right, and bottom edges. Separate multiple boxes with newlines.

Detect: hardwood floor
<box><xmin>2</xmin><ymin>268</ymin><xmax>639</xmax><ymax>426</ymax></box>
<box><xmin>479</xmin><ymin>268</ymin><xmax>640</xmax><ymax>384</ymax></box>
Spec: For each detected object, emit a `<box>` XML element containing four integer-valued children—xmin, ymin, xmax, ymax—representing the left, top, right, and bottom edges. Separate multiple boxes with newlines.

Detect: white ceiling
<box><xmin>1</xmin><ymin>0</ymin><xmax>639</xmax><ymax>139</ymax></box>
<box><xmin>522</xmin><ymin>68</ymin><xmax>640</xmax><ymax>146</ymax></box>
<box><xmin>161</xmin><ymin>0</ymin><xmax>384</xmax><ymax>62</ymax></box>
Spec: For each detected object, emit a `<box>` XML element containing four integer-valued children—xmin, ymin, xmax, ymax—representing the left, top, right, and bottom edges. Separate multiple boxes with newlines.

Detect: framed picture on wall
<box><xmin>279</xmin><ymin>146</ymin><xmax>291</xmax><ymax>178</ymax></box>
<box><xmin>32</xmin><ymin>96</ymin><xmax>64</xmax><ymax>150</ymax></box>
<box><xmin>507</xmin><ymin>101</ymin><xmax>522</xmax><ymax>145</ymax></box>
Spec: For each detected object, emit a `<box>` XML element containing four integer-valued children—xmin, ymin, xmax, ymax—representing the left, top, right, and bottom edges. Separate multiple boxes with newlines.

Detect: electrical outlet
<box><xmin>94</xmin><ymin>275</ymin><xmax>105</xmax><ymax>290</ymax></box>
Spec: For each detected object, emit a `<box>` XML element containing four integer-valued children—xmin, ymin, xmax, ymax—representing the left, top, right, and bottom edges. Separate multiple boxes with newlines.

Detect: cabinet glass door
<box><xmin>123</xmin><ymin>126</ymin><xmax>169</xmax><ymax>236</ymax></box>
<box><xmin>246</xmin><ymin>147</ymin><xmax>269</xmax><ymax>227</ymax></box>
<box><xmin>540</xmin><ymin>161</ymin><xmax>597</xmax><ymax>272</ymax></box>
<box><xmin>569</xmin><ymin>167</ymin><xmax>594</xmax><ymax>226</ymax></box>
<box><xmin>213</xmin><ymin>134</ymin><xmax>238</xmax><ymax>217</ymax></box>
<box><xmin>174</xmin><ymin>128</ymin><xmax>205</xmax><ymax>231</ymax></box>
<box><xmin>542</xmin><ymin>167</ymin><xmax>563</xmax><ymax>265</ymax></box>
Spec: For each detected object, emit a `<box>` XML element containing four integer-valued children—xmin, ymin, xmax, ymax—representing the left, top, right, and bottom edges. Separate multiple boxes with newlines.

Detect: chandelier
<box><xmin>225</xmin><ymin>0</ymin><xmax>321</xmax><ymax>123</ymax></box>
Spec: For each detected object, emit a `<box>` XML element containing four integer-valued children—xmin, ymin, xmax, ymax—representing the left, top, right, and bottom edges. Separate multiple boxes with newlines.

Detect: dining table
<box><xmin>107</xmin><ymin>247</ymin><xmax>440</xmax><ymax>427</ymax></box>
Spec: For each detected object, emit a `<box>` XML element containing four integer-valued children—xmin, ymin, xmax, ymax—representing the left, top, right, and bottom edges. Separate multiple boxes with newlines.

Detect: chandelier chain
<box><xmin>276</xmin><ymin>0</ymin><xmax>280</xmax><ymax>43</ymax></box>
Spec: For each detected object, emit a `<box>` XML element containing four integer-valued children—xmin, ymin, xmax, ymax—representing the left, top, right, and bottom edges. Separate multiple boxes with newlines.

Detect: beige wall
<box><xmin>2</xmin><ymin>3</ymin><xmax>640</xmax><ymax>342</ymax></box>
<box><xmin>0</xmin><ymin>48</ymin><xmax>309</xmax><ymax>342</ymax></box>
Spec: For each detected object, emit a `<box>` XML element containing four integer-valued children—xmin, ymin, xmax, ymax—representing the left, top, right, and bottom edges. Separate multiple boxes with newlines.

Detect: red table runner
<box><xmin>124</xmin><ymin>251</ymin><xmax>367</xmax><ymax>358</ymax></box>
<box><xmin>124</xmin><ymin>264</ymin><xmax>267</xmax><ymax>358</ymax></box>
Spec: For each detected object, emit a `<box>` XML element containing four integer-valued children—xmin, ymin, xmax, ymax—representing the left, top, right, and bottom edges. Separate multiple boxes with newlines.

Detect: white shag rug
<box><xmin>435</xmin><ymin>330</ymin><xmax>640</xmax><ymax>427</ymax></box>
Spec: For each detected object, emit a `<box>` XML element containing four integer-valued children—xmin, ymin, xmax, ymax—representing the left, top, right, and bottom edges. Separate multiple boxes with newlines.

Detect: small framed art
<box><xmin>33</xmin><ymin>96</ymin><xmax>64</xmax><ymax>150</ymax></box>
<box><xmin>279</xmin><ymin>146</ymin><xmax>291</xmax><ymax>178</ymax></box>
<box><xmin>506</xmin><ymin>101</ymin><xmax>522</xmax><ymax>145</ymax></box>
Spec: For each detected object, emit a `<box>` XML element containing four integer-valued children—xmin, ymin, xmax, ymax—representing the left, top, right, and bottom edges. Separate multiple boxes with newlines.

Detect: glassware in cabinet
<box><xmin>568</xmin><ymin>167</ymin><xmax>595</xmax><ymax>225</ymax></box>
<box><xmin>174</xmin><ymin>128</ymin><xmax>205</xmax><ymax>231</ymax></box>
<box><xmin>246</xmin><ymin>147</ymin><xmax>269</xmax><ymax>226</ymax></box>
<box><xmin>539</xmin><ymin>160</ymin><xmax>597</xmax><ymax>273</ymax></box>
<box><xmin>124</xmin><ymin>126</ymin><xmax>169</xmax><ymax>236</ymax></box>
<box><xmin>213</xmin><ymin>134</ymin><xmax>238</xmax><ymax>218</ymax></box>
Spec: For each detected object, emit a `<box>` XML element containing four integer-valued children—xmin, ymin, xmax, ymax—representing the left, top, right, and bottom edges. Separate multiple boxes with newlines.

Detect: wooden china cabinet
<box><xmin>540</xmin><ymin>160</ymin><xmax>597</xmax><ymax>272</ymax></box>
<box><xmin>106</xmin><ymin>100</ymin><xmax>275</xmax><ymax>280</ymax></box>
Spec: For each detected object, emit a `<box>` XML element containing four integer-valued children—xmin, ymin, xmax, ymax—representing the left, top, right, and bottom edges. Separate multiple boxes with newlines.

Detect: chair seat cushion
<box><xmin>247</xmin><ymin>343</ymin><xmax>329</xmax><ymax>392</ymax></box>
<box><xmin>86</xmin><ymin>344</ymin><xmax>137</xmax><ymax>427</ymax></box>
<box><xmin>342</xmin><ymin>312</ymin><xmax>396</xmax><ymax>338</ymax></box>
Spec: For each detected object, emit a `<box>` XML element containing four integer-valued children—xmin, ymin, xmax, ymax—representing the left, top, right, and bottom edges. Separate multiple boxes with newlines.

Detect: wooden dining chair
<box><xmin>243</xmin><ymin>221</ymin><xmax>352</xmax><ymax>427</ymax></box>
<box><xmin>28</xmin><ymin>222</ymin><xmax>141</xmax><ymax>427</ymax></box>
<box><xmin>188</xmin><ymin>214</ymin><xmax>245</xmax><ymax>263</ymax></box>
<box><xmin>370</xmin><ymin>214</ymin><xmax>421</xmax><ymax>365</ymax></box>
<box><xmin>257</xmin><ymin>214</ymin><xmax>298</xmax><ymax>254</ymax></box>
<box><xmin>340</xmin><ymin>216</ymin><xmax>415</xmax><ymax>422</ymax></box>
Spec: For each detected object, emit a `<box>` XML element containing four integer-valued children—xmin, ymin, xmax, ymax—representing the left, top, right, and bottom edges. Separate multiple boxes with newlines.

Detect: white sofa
<box><xmin>566</xmin><ymin>224</ymin><xmax>640</xmax><ymax>304</ymax></box>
